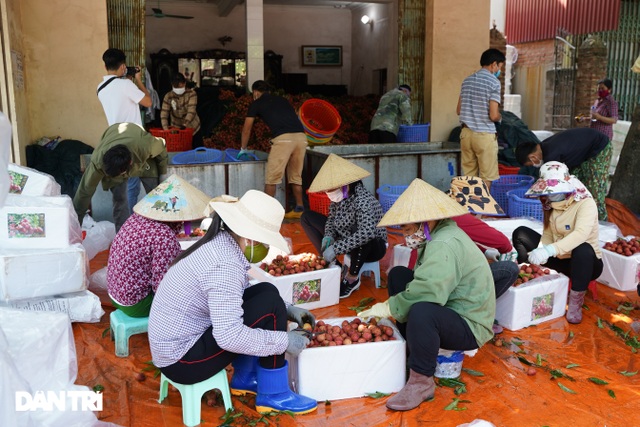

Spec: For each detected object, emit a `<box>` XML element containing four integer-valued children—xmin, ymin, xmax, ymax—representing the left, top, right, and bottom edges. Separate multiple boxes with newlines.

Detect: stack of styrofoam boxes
<box><xmin>597</xmin><ymin>236</ymin><xmax>640</xmax><ymax>292</ymax></box>
<box><xmin>0</xmin><ymin>164</ymin><xmax>102</xmax><ymax>322</ymax></box>
<box><xmin>495</xmin><ymin>265</ymin><xmax>569</xmax><ymax>331</ymax></box>
<box><xmin>286</xmin><ymin>317</ymin><xmax>406</xmax><ymax>401</ymax></box>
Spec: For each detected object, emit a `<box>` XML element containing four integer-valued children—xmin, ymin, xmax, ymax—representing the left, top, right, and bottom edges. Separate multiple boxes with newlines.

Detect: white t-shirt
<box><xmin>97</xmin><ymin>76</ymin><xmax>145</xmax><ymax>126</ymax></box>
<box><xmin>0</xmin><ymin>112</ymin><xmax>11</xmax><ymax>208</ymax></box>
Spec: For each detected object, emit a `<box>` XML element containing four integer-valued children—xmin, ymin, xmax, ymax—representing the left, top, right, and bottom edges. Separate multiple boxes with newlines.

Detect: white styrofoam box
<box><xmin>286</xmin><ymin>317</ymin><xmax>406</xmax><ymax>401</ymax></box>
<box><xmin>7</xmin><ymin>163</ymin><xmax>61</xmax><ymax>196</ymax></box>
<box><xmin>0</xmin><ymin>290</ymin><xmax>104</xmax><ymax>323</ymax></box>
<box><xmin>495</xmin><ymin>271</ymin><xmax>569</xmax><ymax>331</ymax></box>
<box><xmin>249</xmin><ymin>262</ymin><xmax>340</xmax><ymax>310</ymax></box>
<box><xmin>392</xmin><ymin>244</ymin><xmax>412</xmax><ymax>269</ymax></box>
<box><xmin>178</xmin><ymin>237</ymin><xmax>201</xmax><ymax>250</ymax></box>
<box><xmin>0</xmin><ymin>244</ymin><xmax>88</xmax><ymax>302</ymax></box>
<box><xmin>0</xmin><ymin>194</ymin><xmax>82</xmax><ymax>249</ymax></box>
<box><xmin>611</xmin><ymin>120</ymin><xmax>631</xmax><ymax>176</ymax></box>
<box><xmin>503</xmin><ymin>94</ymin><xmax>521</xmax><ymax>118</ymax></box>
<box><xmin>597</xmin><ymin>248</ymin><xmax>640</xmax><ymax>292</ymax></box>
<box><xmin>484</xmin><ymin>218</ymin><xmax>620</xmax><ymax>246</ymax></box>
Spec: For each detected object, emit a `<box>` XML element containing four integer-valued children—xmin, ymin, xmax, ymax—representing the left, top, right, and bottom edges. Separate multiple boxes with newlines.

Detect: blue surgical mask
<box><xmin>548</xmin><ymin>193</ymin><xmax>566</xmax><ymax>202</ymax></box>
<box><xmin>494</xmin><ymin>70</ymin><xmax>501</xmax><ymax>78</ymax></box>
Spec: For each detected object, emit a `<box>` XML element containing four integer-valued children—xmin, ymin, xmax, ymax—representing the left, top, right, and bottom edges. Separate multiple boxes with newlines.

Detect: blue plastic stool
<box><xmin>109</xmin><ymin>309</ymin><xmax>149</xmax><ymax>357</ymax></box>
<box><xmin>158</xmin><ymin>370</ymin><xmax>233</xmax><ymax>427</ymax></box>
<box><xmin>343</xmin><ymin>256</ymin><xmax>382</xmax><ymax>288</ymax></box>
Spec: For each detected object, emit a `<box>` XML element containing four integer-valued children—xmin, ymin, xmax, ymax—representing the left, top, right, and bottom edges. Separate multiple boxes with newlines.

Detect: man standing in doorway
<box><xmin>368</xmin><ymin>85</ymin><xmax>413</xmax><ymax>144</ymax></box>
<box><xmin>456</xmin><ymin>48</ymin><xmax>505</xmax><ymax>190</ymax></box>
<box><xmin>97</xmin><ymin>48</ymin><xmax>153</xmax><ymax>218</ymax></box>
<box><xmin>239</xmin><ymin>80</ymin><xmax>307</xmax><ymax>219</ymax></box>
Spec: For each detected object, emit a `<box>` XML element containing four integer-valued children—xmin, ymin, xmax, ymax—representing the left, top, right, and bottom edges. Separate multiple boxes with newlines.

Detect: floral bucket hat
<box><xmin>524</xmin><ymin>161</ymin><xmax>576</xmax><ymax>197</ymax></box>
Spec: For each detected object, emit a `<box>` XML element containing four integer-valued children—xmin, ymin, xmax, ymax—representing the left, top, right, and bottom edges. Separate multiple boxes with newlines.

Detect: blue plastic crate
<box><xmin>171</xmin><ymin>147</ymin><xmax>223</xmax><ymax>165</ymax></box>
<box><xmin>507</xmin><ymin>188</ymin><xmax>543</xmax><ymax>221</ymax></box>
<box><xmin>224</xmin><ymin>149</ymin><xmax>260</xmax><ymax>162</ymax></box>
<box><xmin>376</xmin><ymin>185</ymin><xmax>408</xmax><ymax>229</ymax></box>
<box><xmin>490</xmin><ymin>174</ymin><xmax>535</xmax><ymax>213</ymax></box>
<box><xmin>397</xmin><ymin>124</ymin><xmax>430</xmax><ymax>143</ymax></box>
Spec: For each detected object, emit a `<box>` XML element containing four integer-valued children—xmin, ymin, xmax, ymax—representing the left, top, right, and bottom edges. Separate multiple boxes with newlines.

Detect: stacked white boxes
<box><xmin>597</xmin><ymin>238</ymin><xmax>640</xmax><ymax>292</ymax></box>
<box><xmin>0</xmin><ymin>175</ymin><xmax>102</xmax><ymax>322</ymax></box>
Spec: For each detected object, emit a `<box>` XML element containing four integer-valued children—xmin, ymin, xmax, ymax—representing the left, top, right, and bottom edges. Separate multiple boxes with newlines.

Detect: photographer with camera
<box><xmin>97</xmin><ymin>48</ymin><xmax>153</xmax><ymax>219</ymax></box>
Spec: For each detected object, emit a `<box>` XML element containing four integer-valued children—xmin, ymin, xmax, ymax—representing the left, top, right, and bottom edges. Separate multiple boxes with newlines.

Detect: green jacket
<box><xmin>73</xmin><ymin>123</ymin><xmax>168</xmax><ymax>220</ymax></box>
<box><xmin>370</xmin><ymin>88</ymin><xmax>412</xmax><ymax>135</ymax></box>
<box><xmin>388</xmin><ymin>219</ymin><xmax>496</xmax><ymax>347</ymax></box>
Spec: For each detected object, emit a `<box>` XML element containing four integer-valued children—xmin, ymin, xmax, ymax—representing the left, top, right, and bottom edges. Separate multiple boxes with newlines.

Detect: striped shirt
<box><xmin>325</xmin><ymin>182</ymin><xmax>388</xmax><ymax>255</ymax></box>
<box><xmin>459</xmin><ymin>68</ymin><xmax>501</xmax><ymax>133</ymax></box>
<box><xmin>148</xmin><ymin>231</ymin><xmax>288</xmax><ymax>368</ymax></box>
<box><xmin>589</xmin><ymin>94</ymin><xmax>618</xmax><ymax>140</ymax></box>
<box><xmin>107</xmin><ymin>213</ymin><xmax>182</xmax><ymax>306</ymax></box>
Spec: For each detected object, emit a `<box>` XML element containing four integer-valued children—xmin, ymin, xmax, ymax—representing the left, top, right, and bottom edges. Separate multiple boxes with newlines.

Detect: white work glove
<box><xmin>499</xmin><ymin>249</ymin><xmax>519</xmax><ymax>263</ymax></box>
<box><xmin>321</xmin><ymin>236</ymin><xmax>335</xmax><ymax>252</ymax></box>
<box><xmin>528</xmin><ymin>245</ymin><xmax>557</xmax><ymax>265</ymax></box>
<box><xmin>484</xmin><ymin>248</ymin><xmax>500</xmax><ymax>262</ymax></box>
<box><xmin>286</xmin><ymin>330</ymin><xmax>309</xmax><ymax>356</ymax></box>
<box><xmin>287</xmin><ymin>305</ymin><xmax>316</xmax><ymax>328</ymax></box>
<box><xmin>357</xmin><ymin>301</ymin><xmax>391</xmax><ymax>319</ymax></box>
<box><xmin>322</xmin><ymin>245</ymin><xmax>336</xmax><ymax>264</ymax></box>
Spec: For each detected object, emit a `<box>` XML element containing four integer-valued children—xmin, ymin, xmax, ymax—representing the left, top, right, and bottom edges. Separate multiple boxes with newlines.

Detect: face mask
<box><xmin>173</xmin><ymin>87</ymin><xmax>186</xmax><ymax>95</ymax></box>
<box><xmin>405</xmin><ymin>224</ymin><xmax>429</xmax><ymax>250</ymax></box>
<box><xmin>548</xmin><ymin>193</ymin><xmax>566</xmax><ymax>202</ymax></box>
<box><xmin>494</xmin><ymin>70</ymin><xmax>501</xmax><ymax>78</ymax></box>
<box><xmin>597</xmin><ymin>89</ymin><xmax>609</xmax><ymax>98</ymax></box>
<box><xmin>244</xmin><ymin>240</ymin><xmax>269</xmax><ymax>263</ymax></box>
<box><xmin>530</xmin><ymin>155</ymin><xmax>543</xmax><ymax>168</ymax></box>
<box><xmin>326</xmin><ymin>188</ymin><xmax>344</xmax><ymax>203</ymax></box>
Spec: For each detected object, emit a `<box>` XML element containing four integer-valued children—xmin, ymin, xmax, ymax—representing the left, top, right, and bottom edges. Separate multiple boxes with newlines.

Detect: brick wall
<box><xmin>513</xmin><ymin>40</ymin><xmax>555</xmax><ymax>68</ymax></box>
<box><xmin>575</xmin><ymin>35</ymin><xmax>608</xmax><ymax>124</ymax></box>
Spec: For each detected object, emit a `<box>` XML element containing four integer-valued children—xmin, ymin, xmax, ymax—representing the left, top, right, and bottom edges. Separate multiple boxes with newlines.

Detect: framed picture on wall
<box><xmin>301</xmin><ymin>46</ymin><xmax>342</xmax><ymax>66</ymax></box>
<box><xmin>178</xmin><ymin>58</ymin><xmax>200</xmax><ymax>87</ymax></box>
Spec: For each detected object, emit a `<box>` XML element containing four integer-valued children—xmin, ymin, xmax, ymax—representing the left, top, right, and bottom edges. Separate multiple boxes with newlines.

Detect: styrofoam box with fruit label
<box><xmin>249</xmin><ymin>257</ymin><xmax>340</xmax><ymax>310</ymax></box>
<box><xmin>0</xmin><ymin>194</ymin><xmax>82</xmax><ymax>249</ymax></box>
<box><xmin>8</xmin><ymin>163</ymin><xmax>61</xmax><ymax>196</ymax></box>
<box><xmin>286</xmin><ymin>317</ymin><xmax>406</xmax><ymax>401</ymax></box>
<box><xmin>495</xmin><ymin>268</ymin><xmax>569</xmax><ymax>331</ymax></box>
<box><xmin>0</xmin><ymin>244</ymin><xmax>88</xmax><ymax>302</ymax></box>
<box><xmin>597</xmin><ymin>247</ymin><xmax>640</xmax><ymax>292</ymax></box>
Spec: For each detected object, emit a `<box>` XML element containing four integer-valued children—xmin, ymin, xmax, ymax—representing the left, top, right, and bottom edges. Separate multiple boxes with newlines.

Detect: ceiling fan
<box><xmin>146</xmin><ymin>2</ymin><xmax>194</xmax><ymax>20</ymax></box>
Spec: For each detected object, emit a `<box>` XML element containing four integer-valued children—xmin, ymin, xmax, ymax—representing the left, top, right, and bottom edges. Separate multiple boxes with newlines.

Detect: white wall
<box><xmin>490</xmin><ymin>0</ymin><xmax>506</xmax><ymax>33</ymax></box>
<box><xmin>145</xmin><ymin>2</ymin><xmax>356</xmax><ymax>89</ymax></box>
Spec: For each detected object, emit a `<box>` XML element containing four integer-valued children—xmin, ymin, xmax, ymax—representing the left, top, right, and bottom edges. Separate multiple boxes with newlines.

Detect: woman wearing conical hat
<box><xmin>107</xmin><ymin>175</ymin><xmax>211</xmax><ymax>318</ymax></box>
<box><xmin>302</xmin><ymin>154</ymin><xmax>388</xmax><ymax>298</ymax></box>
<box><xmin>358</xmin><ymin>178</ymin><xmax>495</xmax><ymax>412</ymax></box>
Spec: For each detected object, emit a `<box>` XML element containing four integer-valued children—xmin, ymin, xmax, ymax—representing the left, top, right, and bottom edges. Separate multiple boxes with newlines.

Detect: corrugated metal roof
<box><xmin>505</xmin><ymin>0</ymin><xmax>621</xmax><ymax>44</ymax></box>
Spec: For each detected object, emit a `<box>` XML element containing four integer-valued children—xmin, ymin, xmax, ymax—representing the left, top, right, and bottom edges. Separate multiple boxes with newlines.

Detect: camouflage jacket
<box><xmin>370</xmin><ymin>88</ymin><xmax>413</xmax><ymax>135</ymax></box>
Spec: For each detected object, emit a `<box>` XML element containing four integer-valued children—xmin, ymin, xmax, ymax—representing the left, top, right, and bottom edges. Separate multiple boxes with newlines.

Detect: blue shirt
<box><xmin>459</xmin><ymin>68</ymin><xmax>501</xmax><ymax>133</ymax></box>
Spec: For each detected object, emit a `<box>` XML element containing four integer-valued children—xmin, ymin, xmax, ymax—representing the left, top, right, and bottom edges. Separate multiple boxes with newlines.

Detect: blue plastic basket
<box><xmin>224</xmin><ymin>148</ymin><xmax>260</xmax><ymax>162</ymax></box>
<box><xmin>376</xmin><ymin>185</ymin><xmax>408</xmax><ymax>229</ymax></box>
<box><xmin>507</xmin><ymin>188</ymin><xmax>543</xmax><ymax>221</ymax></box>
<box><xmin>397</xmin><ymin>124</ymin><xmax>430</xmax><ymax>143</ymax></box>
<box><xmin>171</xmin><ymin>147</ymin><xmax>223</xmax><ymax>165</ymax></box>
<box><xmin>490</xmin><ymin>174</ymin><xmax>535</xmax><ymax>213</ymax></box>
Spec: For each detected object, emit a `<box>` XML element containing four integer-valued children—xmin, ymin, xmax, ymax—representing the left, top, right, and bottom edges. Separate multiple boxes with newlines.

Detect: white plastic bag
<box><xmin>82</xmin><ymin>214</ymin><xmax>116</xmax><ymax>260</ymax></box>
<box><xmin>0</xmin><ymin>290</ymin><xmax>105</xmax><ymax>323</ymax></box>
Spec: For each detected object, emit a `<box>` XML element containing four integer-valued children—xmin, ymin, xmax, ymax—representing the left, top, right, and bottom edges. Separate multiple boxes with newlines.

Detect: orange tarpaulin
<box><xmin>80</xmin><ymin>222</ymin><xmax>640</xmax><ymax>427</ymax></box>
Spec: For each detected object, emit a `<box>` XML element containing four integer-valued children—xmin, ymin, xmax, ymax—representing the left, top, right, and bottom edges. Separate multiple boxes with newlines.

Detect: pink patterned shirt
<box><xmin>590</xmin><ymin>94</ymin><xmax>618</xmax><ymax>140</ymax></box>
<box><xmin>107</xmin><ymin>213</ymin><xmax>182</xmax><ymax>306</ymax></box>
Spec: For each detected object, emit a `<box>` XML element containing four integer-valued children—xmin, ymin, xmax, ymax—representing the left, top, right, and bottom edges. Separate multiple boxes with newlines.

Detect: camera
<box><xmin>126</xmin><ymin>66</ymin><xmax>140</xmax><ymax>77</ymax></box>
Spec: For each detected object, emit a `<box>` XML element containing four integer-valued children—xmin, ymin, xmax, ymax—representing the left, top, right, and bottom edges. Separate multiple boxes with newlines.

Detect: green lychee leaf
<box><xmin>588</xmin><ymin>377</ymin><xmax>608</xmax><ymax>385</ymax></box>
<box><xmin>557</xmin><ymin>382</ymin><xmax>577</xmax><ymax>394</ymax></box>
<box><xmin>92</xmin><ymin>384</ymin><xmax>104</xmax><ymax>393</ymax></box>
<box><xmin>619</xmin><ymin>370</ymin><xmax>638</xmax><ymax>376</ymax></box>
<box><xmin>597</xmin><ymin>317</ymin><xmax>603</xmax><ymax>328</ymax></box>
<box><xmin>461</xmin><ymin>368</ymin><xmax>484</xmax><ymax>376</ymax></box>
<box><xmin>565</xmin><ymin>363</ymin><xmax>580</xmax><ymax>369</ymax></box>
<box><xmin>608</xmin><ymin>389</ymin><xmax>616</xmax><ymax>399</ymax></box>
<box><xmin>365</xmin><ymin>391</ymin><xmax>390</xmax><ymax>399</ymax></box>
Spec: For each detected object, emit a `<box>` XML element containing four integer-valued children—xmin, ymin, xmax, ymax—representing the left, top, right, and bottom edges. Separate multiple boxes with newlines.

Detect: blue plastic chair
<box><xmin>109</xmin><ymin>309</ymin><xmax>149</xmax><ymax>357</ymax></box>
<box><xmin>159</xmin><ymin>370</ymin><xmax>233</xmax><ymax>427</ymax></box>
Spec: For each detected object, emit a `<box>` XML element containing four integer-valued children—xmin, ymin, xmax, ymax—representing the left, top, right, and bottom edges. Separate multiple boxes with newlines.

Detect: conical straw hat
<box><xmin>133</xmin><ymin>174</ymin><xmax>211</xmax><ymax>222</ymax></box>
<box><xmin>378</xmin><ymin>178</ymin><xmax>468</xmax><ymax>227</ymax></box>
<box><xmin>308</xmin><ymin>153</ymin><xmax>370</xmax><ymax>193</ymax></box>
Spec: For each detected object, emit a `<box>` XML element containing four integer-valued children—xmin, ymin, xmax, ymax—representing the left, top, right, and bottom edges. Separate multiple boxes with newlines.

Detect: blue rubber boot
<box><xmin>255</xmin><ymin>361</ymin><xmax>317</xmax><ymax>414</ymax></box>
<box><xmin>230</xmin><ymin>355</ymin><xmax>258</xmax><ymax>396</ymax></box>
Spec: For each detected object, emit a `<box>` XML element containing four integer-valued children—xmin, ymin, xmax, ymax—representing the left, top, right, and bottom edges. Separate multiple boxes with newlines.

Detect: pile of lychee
<box><xmin>260</xmin><ymin>253</ymin><xmax>328</xmax><ymax>276</ymax></box>
<box><xmin>514</xmin><ymin>264</ymin><xmax>552</xmax><ymax>286</ymax></box>
<box><xmin>304</xmin><ymin>318</ymin><xmax>396</xmax><ymax>348</ymax></box>
<box><xmin>603</xmin><ymin>237</ymin><xmax>640</xmax><ymax>257</ymax></box>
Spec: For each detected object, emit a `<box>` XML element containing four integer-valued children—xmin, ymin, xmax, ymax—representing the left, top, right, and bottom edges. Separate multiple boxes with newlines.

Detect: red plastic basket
<box><xmin>307</xmin><ymin>190</ymin><xmax>331</xmax><ymax>216</ymax></box>
<box><xmin>149</xmin><ymin>128</ymin><xmax>193</xmax><ymax>152</ymax></box>
<box><xmin>498</xmin><ymin>163</ymin><xmax>521</xmax><ymax>176</ymax></box>
<box><xmin>299</xmin><ymin>99</ymin><xmax>342</xmax><ymax>145</ymax></box>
